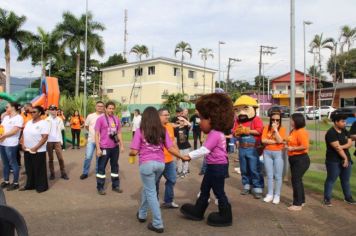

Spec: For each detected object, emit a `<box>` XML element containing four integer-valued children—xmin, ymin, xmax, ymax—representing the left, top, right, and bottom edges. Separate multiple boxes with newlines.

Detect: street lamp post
<box><xmin>303</xmin><ymin>20</ymin><xmax>312</xmax><ymax>118</ymax></box>
<box><xmin>218</xmin><ymin>41</ymin><xmax>225</xmax><ymax>89</ymax></box>
<box><xmin>290</xmin><ymin>0</ymin><xmax>296</xmax><ymax>116</ymax></box>
<box><xmin>83</xmin><ymin>0</ymin><xmax>89</xmax><ymax>118</ymax></box>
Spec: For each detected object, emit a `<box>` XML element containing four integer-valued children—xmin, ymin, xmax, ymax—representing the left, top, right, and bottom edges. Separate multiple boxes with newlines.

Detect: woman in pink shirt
<box><xmin>129</xmin><ymin>107</ymin><xmax>185</xmax><ymax>233</ymax></box>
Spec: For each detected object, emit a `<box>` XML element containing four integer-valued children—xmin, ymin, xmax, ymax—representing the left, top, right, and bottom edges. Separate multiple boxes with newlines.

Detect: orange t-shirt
<box><xmin>70</xmin><ymin>116</ymin><xmax>84</xmax><ymax>130</ymax></box>
<box><xmin>21</xmin><ymin>112</ymin><xmax>32</xmax><ymax>127</ymax></box>
<box><xmin>261</xmin><ymin>125</ymin><xmax>286</xmax><ymax>151</ymax></box>
<box><xmin>287</xmin><ymin>128</ymin><xmax>309</xmax><ymax>156</ymax></box>
<box><xmin>163</xmin><ymin>123</ymin><xmax>175</xmax><ymax>163</ymax></box>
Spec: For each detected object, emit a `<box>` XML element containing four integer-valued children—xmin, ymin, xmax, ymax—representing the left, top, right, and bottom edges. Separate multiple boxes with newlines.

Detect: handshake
<box><xmin>234</xmin><ymin>125</ymin><xmax>250</xmax><ymax>136</ymax></box>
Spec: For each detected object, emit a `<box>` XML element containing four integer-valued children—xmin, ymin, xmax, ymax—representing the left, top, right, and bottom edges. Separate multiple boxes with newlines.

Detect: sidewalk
<box><xmin>3</xmin><ymin>143</ymin><xmax>356</xmax><ymax>236</ymax></box>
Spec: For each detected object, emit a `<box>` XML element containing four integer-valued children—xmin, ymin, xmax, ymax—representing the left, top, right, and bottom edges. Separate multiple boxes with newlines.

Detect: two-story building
<box><xmin>271</xmin><ymin>70</ymin><xmax>313</xmax><ymax>107</ymax></box>
<box><xmin>100</xmin><ymin>57</ymin><xmax>216</xmax><ymax>110</ymax></box>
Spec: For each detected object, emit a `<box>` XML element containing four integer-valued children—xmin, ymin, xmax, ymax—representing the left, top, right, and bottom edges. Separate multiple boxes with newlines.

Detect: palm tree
<box><xmin>339</xmin><ymin>25</ymin><xmax>356</xmax><ymax>53</ymax></box>
<box><xmin>309</xmin><ymin>33</ymin><xmax>334</xmax><ymax>77</ymax></box>
<box><xmin>0</xmin><ymin>8</ymin><xmax>32</xmax><ymax>93</ymax></box>
<box><xmin>174</xmin><ymin>41</ymin><xmax>192</xmax><ymax>94</ymax></box>
<box><xmin>198</xmin><ymin>48</ymin><xmax>214</xmax><ymax>94</ymax></box>
<box><xmin>18</xmin><ymin>27</ymin><xmax>62</xmax><ymax>77</ymax></box>
<box><xmin>129</xmin><ymin>44</ymin><xmax>149</xmax><ymax>104</ymax></box>
<box><xmin>55</xmin><ymin>11</ymin><xmax>105</xmax><ymax>97</ymax></box>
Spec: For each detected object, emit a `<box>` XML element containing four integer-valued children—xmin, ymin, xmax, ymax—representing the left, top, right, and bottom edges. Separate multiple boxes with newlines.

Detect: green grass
<box><xmin>304</xmin><ymin>165</ymin><xmax>356</xmax><ymax>200</ymax></box>
<box><xmin>64</xmin><ymin>127</ymin><xmax>133</xmax><ymax>143</ymax></box>
<box><xmin>306</xmin><ymin>121</ymin><xmax>332</xmax><ymax>131</ymax></box>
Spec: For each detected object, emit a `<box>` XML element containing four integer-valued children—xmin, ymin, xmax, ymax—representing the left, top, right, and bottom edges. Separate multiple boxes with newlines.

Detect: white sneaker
<box><xmin>214</xmin><ymin>199</ymin><xmax>218</xmax><ymax>205</ymax></box>
<box><xmin>272</xmin><ymin>196</ymin><xmax>280</xmax><ymax>204</ymax></box>
<box><xmin>263</xmin><ymin>195</ymin><xmax>274</xmax><ymax>203</ymax></box>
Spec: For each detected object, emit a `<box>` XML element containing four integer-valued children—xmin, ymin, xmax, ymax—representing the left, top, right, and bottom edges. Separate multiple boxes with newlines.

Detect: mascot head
<box><xmin>233</xmin><ymin>95</ymin><xmax>259</xmax><ymax>123</ymax></box>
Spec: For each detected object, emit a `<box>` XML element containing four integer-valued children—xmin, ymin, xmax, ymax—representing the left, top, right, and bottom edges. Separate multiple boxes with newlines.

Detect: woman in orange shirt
<box><xmin>261</xmin><ymin>111</ymin><xmax>286</xmax><ymax>205</ymax></box>
<box><xmin>286</xmin><ymin>113</ymin><xmax>310</xmax><ymax>211</ymax></box>
<box><xmin>70</xmin><ymin>110</ymin><xmax>84</xmax><ymax>149</ymax></box>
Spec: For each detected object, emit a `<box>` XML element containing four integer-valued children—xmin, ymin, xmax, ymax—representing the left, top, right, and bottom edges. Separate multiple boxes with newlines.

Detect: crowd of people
<box><xmin>0</xmin><ymin>94</ymin><xmax>355</xmax><ymax>233</ymax></box>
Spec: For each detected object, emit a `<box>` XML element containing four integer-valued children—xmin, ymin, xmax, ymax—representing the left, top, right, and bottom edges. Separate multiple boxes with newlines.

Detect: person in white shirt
<box><xmin>46</xmin><ymin>105</ymin><xmax>69</xmax><ymax>180</ymax></box>
<box><xmin>0</xmin><ymin>102</ymin><xmax>23</xmax><ymax>191</ymax></box>
<box><xmin>21</xmin><ymin>106</ymin><xmax>50</xmax><ymax>193</ymax></box>
<box><xmin>80</xmin><ymin>101</ymin><xmax>105</xmax><ymax>180</ymax></box>
<box><xmin>131</xmin><ymin>109</ymin><xmax>141</xmax><ymax>137</ymax></box>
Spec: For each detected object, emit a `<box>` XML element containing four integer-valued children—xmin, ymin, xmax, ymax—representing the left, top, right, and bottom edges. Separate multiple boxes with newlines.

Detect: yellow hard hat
<box><xmin>233</xmin><ymin>95</ymin><xmax>259</xmax><ymax>108</ymax></box>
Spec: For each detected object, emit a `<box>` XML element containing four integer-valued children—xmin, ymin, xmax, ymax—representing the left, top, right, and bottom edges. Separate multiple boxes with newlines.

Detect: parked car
<box><xmin>319</xmin><ymin>106</ymin><xmax>336</xmax><ymax>117</ymax></box>
<box><xmin>294</xmin><ymin>106</ymin><xmax>314</xmax><ymax>114</ymax></box>
<box><xmin>306</xmin><ymin>107</ymin><xmax>320</xmax><ymax>120</ymax></box>
<box><xmin>329</xmin><ymin>106</ymin><xmax>356</xmax><ymax>122</ymax></box>
<box><xmin>267</xmin><ymin>105</ymin><xmax>290</xmax><ymax>118</ymax></box>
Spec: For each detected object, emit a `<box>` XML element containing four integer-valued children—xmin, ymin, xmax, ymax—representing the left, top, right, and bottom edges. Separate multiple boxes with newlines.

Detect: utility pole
<box><xmin>258</xmin><ymin>45</ymin><xmax>276</xmax><ymax>113</ymax></box>
<box><xmin>218</xmin><ymin>41</ymin><xmax>225</xmax><ymax>89</ymax></box>
<box><xmin>290</xmin><ymin>0</ymin><xmax>296</xmax><ymax>116</ymax></box>
<box><xmin>83</xmin><ymin>0</ymin><xmax>88</xmax><ymax>118</ymax></box>
<box><xmin>303</xmin><ymin>20</ymin><xmax>312</xmax><ymax>118</ymax></box>
<box><xmin>226</xmin><ymin>57</ymin><xmax>241</xmax><ymax>93</ymax></box>
<box><xmin>123</xmin><ymin>9</ymin><xmax>128</xmax><ymax>61</ymax></box>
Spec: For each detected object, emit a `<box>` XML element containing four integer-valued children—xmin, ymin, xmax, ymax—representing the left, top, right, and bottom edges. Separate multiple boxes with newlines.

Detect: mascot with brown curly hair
<box><xmin>180</xmin><ymin>93</ymin><xmax>234</xmax><ymax>227</ymax></box>
<box><xmin>232</xmin><ymin>95</ymin><xmax>264</xmax><ymax>199</ymax></box>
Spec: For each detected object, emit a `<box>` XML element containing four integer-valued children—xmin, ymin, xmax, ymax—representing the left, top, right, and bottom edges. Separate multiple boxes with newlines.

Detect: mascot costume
<box><xmin>232</xmin><ymin>95</ymin><xmax>264</xmax><ymax>199</ymax></box>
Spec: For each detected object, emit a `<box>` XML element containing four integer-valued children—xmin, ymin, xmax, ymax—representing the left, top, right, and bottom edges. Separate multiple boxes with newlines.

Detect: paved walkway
<box><xmin>3</xmin><ymin>143</ymin><xmax>356</xmax><ymax>236</ymax></box>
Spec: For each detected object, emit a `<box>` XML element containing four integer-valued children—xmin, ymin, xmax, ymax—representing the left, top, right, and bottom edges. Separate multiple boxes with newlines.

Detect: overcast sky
<box><xmin>1</xmin><ymin>0</ymin><xmax>356</xmax><ymax>83</ymax></box>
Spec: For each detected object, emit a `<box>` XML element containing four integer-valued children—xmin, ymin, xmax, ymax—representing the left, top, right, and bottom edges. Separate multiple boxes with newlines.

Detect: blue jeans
<box><xmin>200</xmin><ymin>164</ymin><xmax>229</xmax><ymax>206</ymax></box>
<box><xmin>82</xmin><ymin>142</ymin><xmax>98</xmax><ymax>175</ymax></box>
<box><xmin>200</xmin><ymin>157</ymin><xmax>207</xmax><ymax>174</ymax></box>
<box><xmin>157</xmin><ymin>161</ymin><xmax>177</xmax><ymax>204</ymax></box>
<box><xmin>96</xmin><ymin>146</ymin><xmax>120</xmax><ymax>190</ymax></box>
<box><xmin>263</xmin><ymin>150</ymin><xmax>284</xmax><ymax>197</ymax></box>
<box><xmin>0</xmin><ymin>145</ymin><xmax>19</xmax><ymax>183</ymax></box>
<box><xmin>324</xmin><ymin>161</ymin><xmax>353</xmax><ymax>201</ymax></box>
<box><xmin>139</xmin><ymin>161</ymin><xmax>165</xmax><ymax>229</ymax></box>
<box><xmin>239</xmin><ymin>147</ymin><xmax>264</xmax><ymax>193</ymax></box>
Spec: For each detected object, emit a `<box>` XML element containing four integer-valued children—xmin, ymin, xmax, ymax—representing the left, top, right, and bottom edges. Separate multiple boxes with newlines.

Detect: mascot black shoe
<box><xmin>180</xmin><ymin>198</ymin><xmax>209</xmax><ymax>221</ymax></box>
<box><xmin>207</xmin><ymin>203</ymin><xmax>232</xmax><ymax>227</ymax></box>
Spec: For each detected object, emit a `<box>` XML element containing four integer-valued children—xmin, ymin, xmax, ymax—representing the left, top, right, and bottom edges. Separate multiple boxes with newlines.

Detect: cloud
<box><xmin>0</xmin><ymin>0</ymin><xmax>355</xmax><ymax>83</ymax></box>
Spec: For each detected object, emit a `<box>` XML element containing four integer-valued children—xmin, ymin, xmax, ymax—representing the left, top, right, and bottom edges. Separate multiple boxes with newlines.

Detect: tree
<box><xmin>55</xmin><ymin>11</ymin><xmax>105</xmax><ymax>97</ymax></box>
<box><xmin>339</xmin><ymin>25</ymin><xmax>356</xmax><ymax>53</ymax></box>
<box><xmin>309</xmin><ymin>33</ymin><xmax>334</xmax><ymax>78</ymax></box>
<box><xmin>0</xmin><ymin>8</ymin><xmax>32</xmax><ymax>93</ymax></box>
<box><xmin>254</xmin><ymin>75</ymin><xmax>269</xmax><ymax>92</ymax></box>
<box><xmin>327</xmin><ymin>48</ymin><xmax>356</xmax><ymax>79</ymax></box>
<box><xmin>198</xmin><ymin>48</ymin><xmax>213</xmax><ymax>94</ymax></box>
<box><xmin>101</xmin><ymin>53</ymin><xmax>126</xmax><ymax>68</ymax></box>
<box><xmin>308</xmin><ymin>65</ymin><xmax>322</xmax><ymax>79</ymax></box>
<box><xmin>174</xmin><ymin>41</ymin><xmax>192</xmax><ymax>94</ymax></box>
<box><xmin>129</xmin><ymin>45</ymin><xmax>149</xmax><ymax>104</ymax></box>
<box><xmin>162</xmin><ymin>93</ymin><xmax>187</xmax><ymax>115</ymax></box>
<box><xmin>18</xmin><ymin>27</ymin><xmax>62</xmax><ymax>76</ymax></box>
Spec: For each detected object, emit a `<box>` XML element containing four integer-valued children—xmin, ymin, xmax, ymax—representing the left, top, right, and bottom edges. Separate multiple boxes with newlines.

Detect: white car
<box><xmin>319</xmin><ymin>106</ymin><xmax>336</xmax><ymax>117</ymax></box>
<box><xmin>295</xmin><ymin>106</ymin><xmax>314</xmax><ymax>114</ymax></box>
<box><xmin>306</xmin><ymin>107</ymin><xmax>320</xmax><ymax>120</ymax></box>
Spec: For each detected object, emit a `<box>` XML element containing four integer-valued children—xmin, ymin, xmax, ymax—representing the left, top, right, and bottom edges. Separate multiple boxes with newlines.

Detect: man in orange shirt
<box><xmin>156</xmin><ymin>108</ymin><xmax>179</xmax><ymax>208</ymax></box>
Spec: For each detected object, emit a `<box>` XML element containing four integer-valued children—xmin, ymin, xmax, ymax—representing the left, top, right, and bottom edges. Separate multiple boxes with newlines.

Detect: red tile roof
<box><xmin>271</xmin><ymin>70</ymin><xmax>315</xmax><ymax>83</ymax></box>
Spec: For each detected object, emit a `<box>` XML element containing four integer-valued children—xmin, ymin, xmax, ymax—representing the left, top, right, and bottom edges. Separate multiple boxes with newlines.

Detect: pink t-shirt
<box><xmin>204</xmin><ymin>130</ymin><xmax>228</xmax><ymax>164</ymax></box>
<box><xmin>130</xmin><ymin>129</ymin><xmax>173</xmax><ymax>165</ymax></box>
<box><xmin>94</xmin><ymin>115</ymin><xmax>121</xmax><ymax>148</ymax></box>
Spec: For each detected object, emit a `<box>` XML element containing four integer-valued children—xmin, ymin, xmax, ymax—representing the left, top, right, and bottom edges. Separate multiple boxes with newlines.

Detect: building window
<box><xmin>107</xmin><ymin>89</ymin><xmax>114</xmax><ymax>93</ymax></box>
<box><xmin>122</xmin><ymin>70</ymin><xmax>125</xmax><ymax>77</ymax></box>
<box><xmin>188</xmin><ymin>70</ymin><xmax>195</xmax><ymax>79</ymax></box>
<box><xmin>134</xmin><ymin>67</ymin><xmax>143</xmax><ymax>76</ymax></box>
<box><xmin>173</xmin><ymin>67</ymin><xmax>180</xmax><ymax>77</ymax></box>
<box><xmin>341</xmin><ymin>98</ymin><xmax>355</xmax><ymax>107</ymax></box>
<box><xmin>148</xmin><ymin>66</ymin><xmax>155</xmax><ymax>75</ymax></box>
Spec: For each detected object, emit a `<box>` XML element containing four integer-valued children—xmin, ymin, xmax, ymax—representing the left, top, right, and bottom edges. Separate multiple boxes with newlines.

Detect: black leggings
<box><xmin>71</xmin><ymin>129</ymin><xmax>81</xmax><ymax>147</ymax></box>
<box><xmin>289</xmin><ymin>154</ymin><xmax>310</xmax><ymax>206</ymax></box>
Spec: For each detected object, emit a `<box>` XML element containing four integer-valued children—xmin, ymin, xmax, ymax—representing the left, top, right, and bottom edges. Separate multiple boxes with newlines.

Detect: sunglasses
<box><xmin>271</xmin><ymin>119</ymin><xmax>280</xmax><ymax>122</ymax></box>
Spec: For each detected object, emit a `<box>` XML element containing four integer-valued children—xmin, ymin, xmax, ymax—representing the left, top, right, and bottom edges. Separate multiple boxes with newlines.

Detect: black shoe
<box><xmin>77</xmin><ymin>146</ymin><xmax>80</xmax><ymax>149</ymax></box>
<box><xmin>49</xmin><ymin>174</ymin><xmax>55</xmax><ymax>180</ymax></box>
<box><xmin>323</xmin><ymin>199</ymin><xmax>332</xmax><ymax>207</ymax></box>
<box><xmin>7</xmin><ymin>183</ymin><xmax>19</xmax><ymax>191</ymax></box>
<box><xmin>147</xmin><ymin>223</ymin><xmax>164</xmax><ymax>233</ymax></box>
<box><xmin>0</xmin><ymin>182</ymin><xmax>9</xmax><ymax>189</ymax></box>
<box><xmin>97</xmin><ymin>189</ymin><xmax>106</xmax><ymax>195</ymax></box>
<box><xmin>344</xmin><ymin>198</ymin><xmax>356</xmax><ymax>205</ymax></box>
<box><xmin>207</xmin><ymin>203</ymin><xmax>233</xmax><ymax>227</ymax></box>
<box><xmin>136</xmin><ymin>212</ymin><xmax>146</xmax><ymax>223</ymax></box>
<box><xmin>240</xmin><ymin>189</ymin><xmax>250</xmax><ymax>195</ymax></box>
<box><xmin>61</xmin><ymin>174</ymin><xmax>69</xmax><ymax>180</ymax></box>
<box><xmin>19</xmin><ymin>187</ymin><xmax>33</xmax><ymax>191</ymax></box>
<box><xmin>180</xmin><ymin>198</ymin><xmax>209</xmax><ymax>221</ymax></box>
<box><xmin>72</xmin><ymin>147</ymin><xmax>75</xmax><ymax>149</ymax></box>
<box><xmin>80</xmin><ymin>174</ymin><xmax>88</xmax><ymax>180</ymax></box>
<box><xmin>112</xmin><ymin>187</ymin><xmax>123</xmax><ymax>193</ymax></box>
<box><xmin>253</xmin><ymin>192</ymin><xmax>262</xmax><ymax>199</ymax></box>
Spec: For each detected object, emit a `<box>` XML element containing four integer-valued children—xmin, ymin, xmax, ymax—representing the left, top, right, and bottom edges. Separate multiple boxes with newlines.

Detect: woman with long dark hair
<box><xmin>70</xmin><ymin>110</ymin><xmax>84</xmax><ymax>149</ymax></box>
<box><xmin>21</xmin><ymin>106</ymin><xmax>49</xmax><ymax>193</ymax></box>
<box><xmin>286</xmin><ymin>113</ymin><xmax>310</xmax><ymax>211</ymax></box>
<box><xmin>130</xmin><ymin>107</ymin><xmax>185</xmax><ymax>233</ymax></box>
<box><xmin>261</xmin><ymin>111</ymin><xmax>286</xmax><ymax>204</ymax></box>
<box><xmin>0</xmin><ymin>102</ymin><xmax>23</xmax><ymax>191</ymax></box>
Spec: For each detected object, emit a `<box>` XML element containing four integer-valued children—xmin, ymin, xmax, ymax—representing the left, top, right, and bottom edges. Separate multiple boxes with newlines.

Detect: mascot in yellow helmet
<box><xmin>232</xmin><ymin>95</ymin><xmax>264</xmax><ymax>199</ymax></box>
